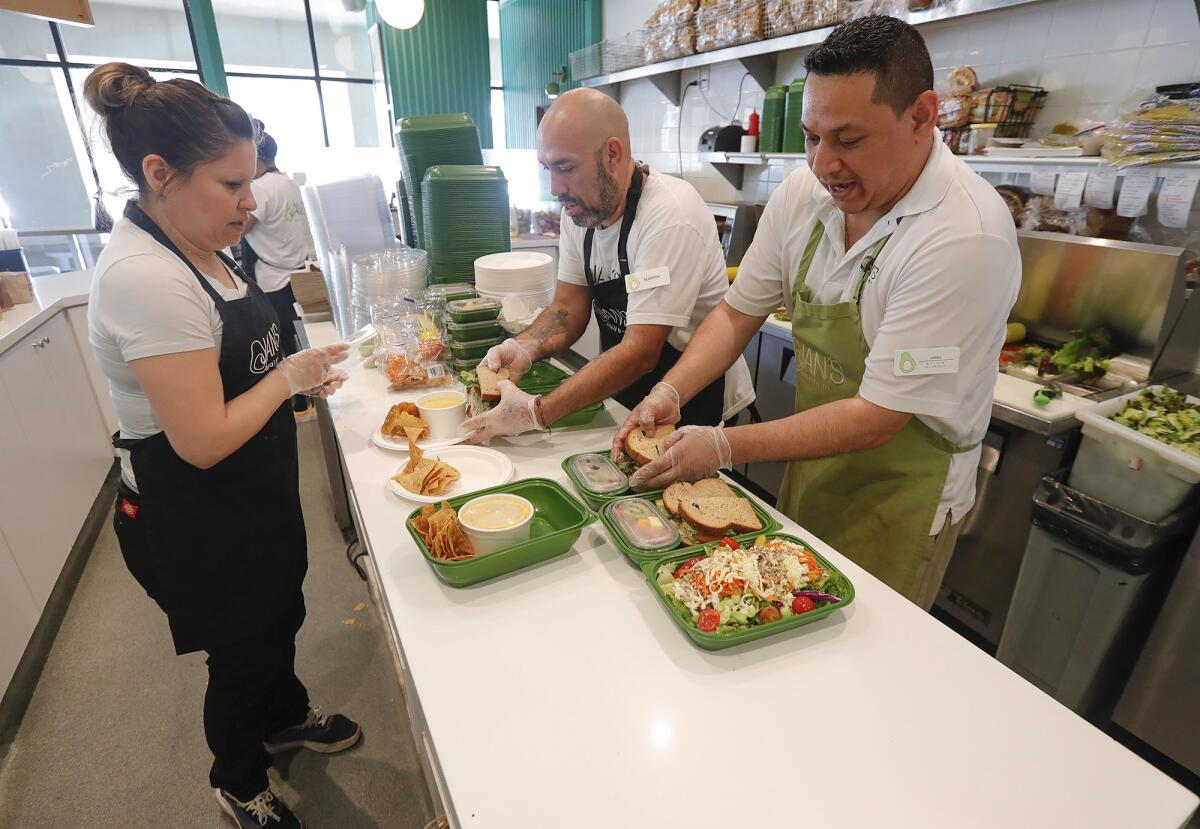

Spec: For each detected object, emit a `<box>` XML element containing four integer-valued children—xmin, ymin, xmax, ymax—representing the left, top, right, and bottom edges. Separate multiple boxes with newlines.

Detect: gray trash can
<box><xmin>996</xmin><ymin>475</ymin><xmax>1196</xmax><ymax>717</ymax></box>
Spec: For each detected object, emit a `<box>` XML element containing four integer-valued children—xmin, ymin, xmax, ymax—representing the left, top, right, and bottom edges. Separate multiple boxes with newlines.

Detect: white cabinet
<box><xmin>0</xmin><ymin>528</ymin><xmax>38</xmax><ymax>695</ymax></box>
<box><xmin>0</xmin><ymin>313</ymin><xmax>112</xmax><ymax>608</ymax></box>
<box><xmin>66</xmin><ymin>306</ymin><xmax>118</xmax><ymax>436</ymax></box>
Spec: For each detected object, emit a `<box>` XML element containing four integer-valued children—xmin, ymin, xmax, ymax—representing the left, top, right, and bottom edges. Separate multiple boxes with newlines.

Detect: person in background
<box><xmin>85</xmin><ymin>62</ymin><xmax>355</xmax><ymax>828</ymax></box>
<box><xmin>614</xmin><ymin>16</ymin><xmax>1020</xmax><ymax>610</ymax></box>
<box><xmin>241</xmin><ymin>124</ymin><xmax>316</xmax><ymax>413</ymax></box>
<box><xmin>462</xmin><ymin>87</ymin><xmax>754</xmax><ymax>443</ymax></box>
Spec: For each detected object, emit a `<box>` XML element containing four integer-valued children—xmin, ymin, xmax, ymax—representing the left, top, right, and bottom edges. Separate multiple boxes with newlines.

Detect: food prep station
<box><xmin>298</xmin><ymin>314</ymin><xmax>1197</xmax><ymax>829</ymax></box>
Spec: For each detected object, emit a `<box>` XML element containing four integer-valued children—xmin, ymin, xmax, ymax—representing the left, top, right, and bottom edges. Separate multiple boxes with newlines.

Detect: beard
<box><xmin>561</xmin><ymin>154</ymin><xmax>622</xmax><ymax>228</ymax></box>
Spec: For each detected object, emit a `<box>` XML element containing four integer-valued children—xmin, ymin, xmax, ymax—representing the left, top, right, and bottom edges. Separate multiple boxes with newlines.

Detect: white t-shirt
<box><xmin>726</xmin><ymin>138</ymin><xmax>1020</xmax><ymax>533</ymax></box>
<box><xmin>558</xmin><ymin>169</ymin><xmax>754</xmax><ymax>420</ymax></box>
<box><xmin>89</xmin><ymin>217</ymin><xmax>248</xmax><ymax>491</ymax></box>
<box><xmin>245</xmin><ymin>170</ymin><xmax>313</xmax><ymax>293</ymax></box>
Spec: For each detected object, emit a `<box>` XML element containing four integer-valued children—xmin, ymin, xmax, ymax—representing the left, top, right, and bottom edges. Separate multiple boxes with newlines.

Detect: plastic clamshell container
<box><xmin>602</xmin><ymin>498</ymin><xmax>680</xmax><ymax>555</ymax></box>
<box><xmin>1071</xmin><ymin>385</ymin><xmax>1200</xmax><ymax>522</ymax></box>
<box><xmin>562</xmin><ymin>450</ymin><xmax>657</xmax><ymax>509</ymax></box>
<box><xmin>448</xmin><ymin>319</ymin><xmax>503</xmax><ymax>341</ymax></box>
<box><xmin>568</xmin><ymin>453</ymin><xmax>628</xmax><ymax>495</ymax></box>
<box><xmin>447</xmin><ymin>296</ymin><xmax>502</xmax><ymax>323</ymax></box>
<box><xmin>449</xmin><ymin>335</ymin><xmax>502</xmax><ymax>360</ymax></box>
<box><xmin>599</xmin><ymin>484</ymin><xmax>782</xmax><ymax>565</ymax></box>
<box><xmin>450</xmin><ymin>355</ymin><xmax>482</xmax><ymax>375</ymax></box>
<box><xmin>405</xmin><ymin>478</ymin><xmax>594</xmax><ymax>587</ymax></box>
<box><xmin>641</xmin><ymin>534</ymin><xmax>856</xmax><ymax>651</ymax></box>
<box><xmin>425</xmin><ymin>283</ymin><xmax>478</xmax><ymax>303</ymax></box>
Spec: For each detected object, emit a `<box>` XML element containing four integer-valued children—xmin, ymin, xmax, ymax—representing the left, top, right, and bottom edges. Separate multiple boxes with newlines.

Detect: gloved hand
<box><xmin>629</xmin><ymin>424</ymin><xmax>733</xmax><ymax>491</ymax></box>
<box><xmin>481</xmin><ymin>338</ymin><xmax>539</xmax><ymax>380</ymax></box>
<box><xmin>463</xmin><ymin>380</ymin><xmax>544</xmax><ymax>445</ymax></box>
<box><xmin>612</xmin><ymin>382</ymin><xmax>681</xmax><ymax>462</ymax></box>
<box><xmin>276</xmin><ymin>343</ymin><xmax>350</xmax><ymax>395</ymax></box>
<box><xmin>302</xmin><ymin>368</ymin><xmax>349</xmax><ymax>399</ymax></box>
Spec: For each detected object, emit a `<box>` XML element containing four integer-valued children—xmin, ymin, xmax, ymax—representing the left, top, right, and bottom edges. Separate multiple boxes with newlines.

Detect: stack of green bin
<box><xmin>395</xmin><ymin>113</ymin><xmax>484</xmax><ymax>250</ymax></box>
<box><xmin>760</xmin><ymin>85</ymin><xmax>787</xmax><ymax>154</ymax></box>
<box><xmin>782</xmin><ymin>78</ymin><xmax>807</xmax><ymax>153</ymax></box>
<box><xmin>421</xmin><ymin>165</ymin><xmax>511</xmax><ymax>285</ymax></box>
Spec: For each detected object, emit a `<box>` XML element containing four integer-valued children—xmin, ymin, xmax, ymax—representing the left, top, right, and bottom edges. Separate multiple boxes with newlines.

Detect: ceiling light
<box><xmin>376</xmin><ymin>0</ymin><xmax>424</xmax><ymax>29</ymax></box>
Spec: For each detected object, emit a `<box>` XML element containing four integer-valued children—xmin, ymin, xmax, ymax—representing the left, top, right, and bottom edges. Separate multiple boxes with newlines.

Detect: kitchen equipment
<box><xmin>705</xmin><ymin>202</ymin><xmax>763</xmax><ymax>266</ymax></box>
<box><xmin>996</xmin><ymin>474</ymin><xmax>1193</xmax><ymax>716</ymax></box>
<box><xmin>760</xmin><ymin>84</ymin><xmax>786</xmax><ymax>153</ymax></box>
<box><xmin>421</xmin><ymin>165</ymin><xmax>511</xmax><ymax>284</ymax></box>
<box><xmin>781</xmin><ymin>77</ymin><xmax>806</xmax><ymax>153</ymax></box>
<box><xmin>641</xmin><ymin>534</ymin><xmax>855</xmax><ymax>651</ymax></box>
<box><xmin>404</xmin><ymin>478</ymin><xmax>594</xmax><ymax>587</ymax></box>
<box><xmin>698</xmin><ymin>124</ymin><xmax>746</xmax><ymax>153</ymax></box>
<box><xmin>1113</xmin><ymin>522</ymin><xmax>1200</xmax><ymax>776</ymax></box>
<box><xmin>396</xmin><ymin>113</ymin><xmax>484</xmax><ymax>250</ymax></box>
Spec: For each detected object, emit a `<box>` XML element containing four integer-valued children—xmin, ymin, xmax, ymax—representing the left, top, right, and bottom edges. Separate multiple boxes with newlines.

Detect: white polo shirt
<box><xmin>726</xmin><ymin>138</ymin><xmax>1020</xmax><ymax>532</ymax></box>
<box><xmin>558</xmin><ymin>169</ymin><xmax>755</xmax><ymax>420</ymax></box>
<box><xmin>246</xmin><ymin>170</ymin><xmax>313</xmax><ymax>293</ymax></box>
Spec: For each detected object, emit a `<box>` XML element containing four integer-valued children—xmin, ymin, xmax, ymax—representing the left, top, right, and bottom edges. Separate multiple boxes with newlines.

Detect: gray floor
<box><xmin>0</xmin><ymin>418</ymin><xmax>434</xmax><ymax>828</ymax></box>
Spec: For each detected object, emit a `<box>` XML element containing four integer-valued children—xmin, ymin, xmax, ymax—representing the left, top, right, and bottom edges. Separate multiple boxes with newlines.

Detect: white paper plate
<box><xmin>372</xmin><ymin>427</ymin><xmax>469</xmax><ymax>453</ymax></box>
<box><xmin>387</xmin><ymin>446</ymin><xmax>515</xmax><ymax>504</ymax></box>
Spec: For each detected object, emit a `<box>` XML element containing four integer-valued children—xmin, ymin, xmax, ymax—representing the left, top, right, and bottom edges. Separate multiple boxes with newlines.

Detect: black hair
<box><xmin>803</xmin><ymin>15</ymin><xmax>934</xmax><ymax>116</ymax></box>
<box><xmin>83</xmin><ymin>62</ymin><xmax>257</xmax><ymax>194</ymax></box>
<box><xmin>253</xmin><ymin>119</ymin><xmax>278</xmax><ymax>162</ymax></box>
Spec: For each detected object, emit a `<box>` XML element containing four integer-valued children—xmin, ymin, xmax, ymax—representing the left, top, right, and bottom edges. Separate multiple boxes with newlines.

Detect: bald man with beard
<box><xmin>464</xmin><ymin>88</ymin><xmax>754</xmax><ymax>445</ymax></box>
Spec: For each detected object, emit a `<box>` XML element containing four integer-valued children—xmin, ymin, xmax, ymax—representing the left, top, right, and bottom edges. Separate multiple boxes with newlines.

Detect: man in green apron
<box><xmin>614</xmin><ymin>16</ymin><xmax>1020</xmax><ymax>609</ymax></box>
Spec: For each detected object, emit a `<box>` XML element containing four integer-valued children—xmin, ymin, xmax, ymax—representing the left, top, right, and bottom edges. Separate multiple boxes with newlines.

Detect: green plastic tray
<box><xmin>405</xmin><ymin>478</ymin><xmax>594</xmax><ymax>587</ymax></box>
<box><xmin>450</xmin><ymin>336</ymin><xmax>502</xmax><ymax>360</ymax></box>
<box><xmin>520</xmin><ymin>361</ymin><xmax>570</xmax><ymax>389</ymax></box>
<box><xmin>448</xmin><ymin>319</ymin><xmax>503</xmax><ymax>341</ymax></box>
<box><xmin>641</xmin><ymin>534</ymin><xmax>855</xmax><ymax>650</ymax></box>
<box><xmin>547</xmin><ymin>401</ymin><xmax>604</xmax><ymax>429</ymax></box>
<box><xmin>599</xmin><ymin>485</ymin><xmax>782</xmax><ymax>566</ymax></box>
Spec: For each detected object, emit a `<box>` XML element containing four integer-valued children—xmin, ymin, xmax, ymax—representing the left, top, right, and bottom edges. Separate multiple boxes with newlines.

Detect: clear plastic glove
<box><xmin>612</xmin><ymin>382</ymin><xmax>681</xmax><ymax>462</ymax></box>
<box><xmin>629</xmin><ymin>424</ymin><xmax>733</xmax><ymax>491</ymax></box>
<box><xmin>276</xmin><ymin>343</ymin><xmax>350</xmax><ymax>395</ymax></box>
<box><xmin>463</xmin><ymin>380</ymin><xmax>544</xmax><ymax>444</ymax></box>
<box><xmin>302</xmin><ymin>368</ymin><xmax>348</xmax><ymax>399</ymax></box>
<box><xmin>481</xmin><ymin>338</ymin><xmax>538</xmax><ymax>380</ymax></box>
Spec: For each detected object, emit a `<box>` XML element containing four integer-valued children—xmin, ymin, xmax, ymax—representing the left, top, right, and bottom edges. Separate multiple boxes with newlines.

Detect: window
<box><xmin>59</xmin><ymin>0</ymin><xmax>199</xmax><ymax>70</ymax></box>
<box><xmin>488</xmin><ymin>0</ymin><xmax>505</xmax><ymax>150</ymax></box>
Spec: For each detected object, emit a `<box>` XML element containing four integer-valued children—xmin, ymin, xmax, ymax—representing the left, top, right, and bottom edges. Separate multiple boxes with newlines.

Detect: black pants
<box><xmin>113</xmin><ymin>484</ymin><xmax>310</xmax><ymax>801</ymax></box>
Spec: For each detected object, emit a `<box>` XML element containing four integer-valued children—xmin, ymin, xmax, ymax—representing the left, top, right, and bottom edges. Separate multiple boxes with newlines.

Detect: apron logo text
<box><xmin>795</xmin><ymin>342</ymin><xmax>846</xmax><ymax>386</ymax></box>
<box><xmin>250</xmin><ymin>322</ymin><xmax>282</xmax><ymax>375</ymax></box>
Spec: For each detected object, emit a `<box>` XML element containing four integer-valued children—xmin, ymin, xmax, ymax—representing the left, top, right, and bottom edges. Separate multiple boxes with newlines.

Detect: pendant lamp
<box><xmin>377</xmin><ymin>0</ymin><xmax>424</xmax><ymax>29</ymax></box>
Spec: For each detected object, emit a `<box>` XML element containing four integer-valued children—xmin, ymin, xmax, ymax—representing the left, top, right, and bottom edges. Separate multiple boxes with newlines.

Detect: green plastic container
<box><xmin>547</xmin><ymin>401</ymin><xmax>604</xmax><ymax>429</ymax></box>
<box><xmin>760</xmin><ymin>85</ymin><xmax>787</xmax><ymax>154</ymax></box>
<box><xmin>405</xmin><ymin>478</ymin><xmax>594</xmax><ymax>587</ymax></box>
<box><xmin>519</xmin><ymin>361</ymin><xmax>570</xmax><ymax>391</ymax></box>
<box><xmin>450</xmin><ymin>335</ymin><xmax>502</xmax><ymax>360</ymax></box>
<box><xmin>447</xmin><ymin>297</ymin><xmax>502</xmax><ymax>323</ymax></box>
<box><xmin>782</xmin><ymin>78</ymin><xmax>806</xmax><ymax>153</ymax></box>
<box><xmin>450</xmin><ymin>355</ymin><xmax>482</xmax><ymax>375</ymax></box>
<box><xmin>425</xmin><ymin>283</ymin><xmax>478</xmax><ymax>303</ymax></box>
<box><xmin>642</xmin><ymin>534</ymin><xmax>855</xmax><ymax>650</ymax></box>
<box><xmin>448</xmin><ymin>319</ymin><xmax>503</xmax><ymax>341</ymax></box>
<box><xmin>561</xmin><ymin>449</ymin><xmax>654</xmax><ymax>510</ymax></box>
<box><xmin>599</xmin><ymin>486</ymin><xmax>782</xmax><ymax>566</ymax></box>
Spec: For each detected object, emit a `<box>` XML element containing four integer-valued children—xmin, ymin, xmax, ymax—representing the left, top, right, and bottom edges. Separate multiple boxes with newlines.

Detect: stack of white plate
<box><xmin>351</xmin><ymin>246</ymin><xmax>429</xmax><ymax>329</ymax></box>
<box><xmin>474</xmin><ymin>252</ymin><xmax>555</xmax><ymax>332</ymax></box>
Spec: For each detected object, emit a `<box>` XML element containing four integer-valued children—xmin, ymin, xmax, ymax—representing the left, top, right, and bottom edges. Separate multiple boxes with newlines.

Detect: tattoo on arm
<box><xmin>524</xmin><ymin>308</ymin><xmax>570</xmax><ymax>349</ymax></box>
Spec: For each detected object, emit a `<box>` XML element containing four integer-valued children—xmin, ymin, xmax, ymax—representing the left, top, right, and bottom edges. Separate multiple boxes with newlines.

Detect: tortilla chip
<box><xmin>382</xmin><ymin>403</ymin><xmax>428</xmax><ymax>438</ymax></box>
<box><xmin>422</xmin><ymin>501</ymin><xmax>474</xmax><ymax>560</ymax></box>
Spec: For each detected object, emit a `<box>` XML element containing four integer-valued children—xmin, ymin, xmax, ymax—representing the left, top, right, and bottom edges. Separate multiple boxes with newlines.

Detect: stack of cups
<box><xmin>351</xmin><ymin>246</ymin><xmax>429</xmax><ymax>331</ymax></box>
<box><xmin>473</xmin><ymin>251</ymin><xmax>555</xmax><ymax>334</ymax></box>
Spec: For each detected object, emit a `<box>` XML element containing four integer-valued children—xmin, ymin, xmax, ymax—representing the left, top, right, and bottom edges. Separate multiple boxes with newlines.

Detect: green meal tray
<box><xmin>547</xmin><ymin>401</ymin><xmax>604</xmax><ymax>429</ymax></box>
<box><xmin>447</xmin><ymin>301</ymin><xmax>501</xmax><ymax>324</ymax></box>
<box><xmin>448</xmin><ymin>319</ymin><xmax>503</xmax><ymax>341</ymax></box>
<box><xmin>560</xmin><ymin>448</ymin><xmax>654</xmax><ymax>511</ymax></box>
<box><xmin>641</xmin><ymin>533</ymin><xmax>855</xmax><ymax>651</ymax></box>
<box><xmin>404</xmin><ymin>478</ymin><xmax>594</xmax><ymax>587</ymax></box>
<box><xmin>520</xmin><ymin>361</ymin><xmax>571</xmax><ymax>390</ymax></box>
<box><xmin>449</xmin><ymin>336</ymin><xmax>502</xmax><ymax>360</ymax></box>
<box><xmin>599</xmin><ymin>484</ymin><xmax>782</xmax><ymax>566</ymax></box>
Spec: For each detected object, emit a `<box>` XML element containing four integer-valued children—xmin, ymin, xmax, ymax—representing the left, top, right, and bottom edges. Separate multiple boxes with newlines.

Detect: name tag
<box><xmin>625</xmin><ymin>266</ymin><xmax>670</xmax><ymax>293</ymax></box>
<box><xmin>894</xmin><ymin>347</ymin><xmax>960</xmax><ymax>376</ymax></box>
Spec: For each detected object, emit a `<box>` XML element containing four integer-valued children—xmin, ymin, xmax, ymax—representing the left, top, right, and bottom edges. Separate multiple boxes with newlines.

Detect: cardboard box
<box><xmin>290</xmin><ymin>265</ymin><xmax>330</xmax><ymax>313</ymax></box>
<box><xmin>0</xmin><ymin>271</ymin><xmax>32</xmax><ymax>306</ymax></box>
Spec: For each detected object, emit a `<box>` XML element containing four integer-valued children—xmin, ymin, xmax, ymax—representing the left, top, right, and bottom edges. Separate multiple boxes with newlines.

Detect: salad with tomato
<box><xmin>654</xmin><ymin>536</ymin><xmax>844</xmax><ymax>634</ymax></box>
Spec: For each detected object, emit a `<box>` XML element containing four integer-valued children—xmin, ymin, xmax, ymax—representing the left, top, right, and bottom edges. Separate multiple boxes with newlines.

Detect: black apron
<box><xmin>115</xmin><ymin>202</ymin><xmax>307</xmax><ymax>655</ymax></box>
<box><xmin>583</xmin><ymin>166</ymin><xmax>725</xmax><ymax>426</ymax></box>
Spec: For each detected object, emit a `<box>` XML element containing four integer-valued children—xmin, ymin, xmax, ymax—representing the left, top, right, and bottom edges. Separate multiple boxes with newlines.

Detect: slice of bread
<box><xmin>477</xmin><ymin>364</ymin><xmax>510</xmax><ymax>402</ymax></box>
<box><xmin>663</xmin><ymin>478</ymin><xmax>736</xmax><ymax>516</ymax></box>
<box><xmin>679</xmin><ymin>496</ymin><xmax>762</xmax><ymax>536</ymax></box>
<box><xmin>624</xmin><ymin>424</ymin><xmax>674</xmax><ymax>466</ymax></box>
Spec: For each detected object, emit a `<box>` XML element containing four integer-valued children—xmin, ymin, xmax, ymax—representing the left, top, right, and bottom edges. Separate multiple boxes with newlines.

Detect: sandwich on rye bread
<box><xmin>623</xmin><ymin>424</ymin><xmax>674</xmax><ymax>466</ymax></box>
<box><xmin>659</xmin><ymin>478</ymin><xmax>763</xmax><ymax>544</ymax></box>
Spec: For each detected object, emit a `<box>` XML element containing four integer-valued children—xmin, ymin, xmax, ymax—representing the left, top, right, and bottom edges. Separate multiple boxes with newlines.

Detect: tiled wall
<box><xmin>608</xmin><ymin>0</ymin><xmax>1200</xmax><ymax>202</ymax></box>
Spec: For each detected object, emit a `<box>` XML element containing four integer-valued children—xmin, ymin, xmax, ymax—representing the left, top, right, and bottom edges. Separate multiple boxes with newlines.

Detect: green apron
<box><xmin>776</xmin><ymin>219</ymin><xmax>977</xmax><ymax>599</ymax></box>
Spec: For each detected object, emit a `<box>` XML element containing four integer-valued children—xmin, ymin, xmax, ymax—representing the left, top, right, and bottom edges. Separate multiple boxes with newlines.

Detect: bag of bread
<box><xmin>810</xmin><ymin>0</ymin><xmax>845</xmax><ymax>28</ymax></box>
<box><xmin>765</xmin><ymin>0</ymin><xmax>795</xmax><ymax>35</ymax></box>
<box><xmin>937</xmin><ymin>95</ymin><xmax>972</xmax><ymax>129</ymax></box>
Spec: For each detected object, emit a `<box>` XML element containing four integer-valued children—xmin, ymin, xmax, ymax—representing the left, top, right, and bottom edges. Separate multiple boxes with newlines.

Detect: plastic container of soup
<box><xmin>416</xmin><ymin>389</ymin><xmax>467</xmax><ymax>439</ymax></box>
<box><xmin>602</xmin><ymin>497</ymin><xmax>680</xmax><ymax>557</ymax></box>
<box><xmin>457</xmin><ymin>493</ymin><xmax>535</xmax><ymax>555</ymax></box>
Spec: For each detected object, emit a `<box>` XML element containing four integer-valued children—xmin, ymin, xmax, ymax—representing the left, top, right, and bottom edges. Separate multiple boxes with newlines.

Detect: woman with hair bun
<box><xmin>84</xmin><ymin>62</ymin><xmax>358</xmax><ymax>829</ymax></box>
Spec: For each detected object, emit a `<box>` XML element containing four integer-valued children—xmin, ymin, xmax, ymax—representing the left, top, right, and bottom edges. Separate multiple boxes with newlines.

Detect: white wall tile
<box><xmin>962</xmin><ymin>12</ymin><xmax>1009</xmax><ymax>65</ymax></box>
<box><xmin>1081</xmin><ymin>47</ymin><xmax>1142</xmax><ymax>106</ymax></box>
<box><xmin>1145</xmin><ymin>0</ymin><xmax>1200</xmax><ymax>46</ymax></box>
<box><xmin>1044</xmin><ymin>0</ymin><xmax>1102</xmax><ymax>57</ymax></box>
<box><xmin>1003</xmin><ymin>9</ymin><xmax>1050</xmax><ymax>62</ymax></box>
<box><xmin>1134</xmin><ymin>43</ymin><xmax>1200</xmax><ymax>99</ymax></box>
<box><xmin>1095</xmin><ymin>0</ymin><xmax>1152</xmax><ymax>50</ymax></box>
<box><xmin>1038</xmin><ymin>53</ymin><xmax>1090</xmax><ymax>109</ymax></box>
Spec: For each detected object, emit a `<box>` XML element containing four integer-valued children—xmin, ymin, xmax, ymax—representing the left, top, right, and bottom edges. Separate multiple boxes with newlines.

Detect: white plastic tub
<box><xmin>1071</xmin><ymin>385</ymin><xmax>1200</xmax><ymax>522</ymax></box>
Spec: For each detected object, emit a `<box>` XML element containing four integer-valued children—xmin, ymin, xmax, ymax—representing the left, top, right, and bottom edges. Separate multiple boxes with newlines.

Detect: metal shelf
<box><xmin>582</xmin><ymin>0</ymin><xmax>1054</xmax><ymax>104</ymax></box>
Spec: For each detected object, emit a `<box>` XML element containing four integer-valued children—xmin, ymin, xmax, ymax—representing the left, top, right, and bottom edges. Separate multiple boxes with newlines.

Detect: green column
<box><xmin>186</xmin><ymin>0</ymin><xmax>229</xmax><ymax>97</ymax></box>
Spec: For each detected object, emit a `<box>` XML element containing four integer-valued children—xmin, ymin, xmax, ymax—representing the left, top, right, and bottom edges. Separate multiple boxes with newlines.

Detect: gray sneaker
<box><xmin>264</xmin><ymin>706</ymin><xmax>362</xmax><ymax>754</ymax></box>
<box><xmin>215</xmin><ymin>787</ymin><xmax>303</xmax><ymax>828</ymax></box>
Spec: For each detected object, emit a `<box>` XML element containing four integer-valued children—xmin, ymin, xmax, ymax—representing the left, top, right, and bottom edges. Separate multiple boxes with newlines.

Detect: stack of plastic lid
<box><xmin>473</xmin><ymin>251</ymin><xmax>555</xmax><ymax>334</ymax></box>
<box><xmin>396</xmin><ymin>113</ymin><xmax>485</xmax><ymax>250</ymax></box>
<box><xmin>350</xmin><ymin>245</ymin><xmax>428</xmax><ymax>330</ymax></box>
<box><xmin>421</xmin><ymin>165</ymin><xmax>511</xmax><ymax>284</ymax></box>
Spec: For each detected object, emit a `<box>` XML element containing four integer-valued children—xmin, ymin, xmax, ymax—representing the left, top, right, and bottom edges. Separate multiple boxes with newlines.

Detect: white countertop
<box><xmin>307</xmin><ymin>320</ymin><xmax>1196</xmax><ymax>829</ymax></box>
<box><xmin>0</xmin><ymin>270</ymin><xmax>93</xmax><ymax>354</ymax></box>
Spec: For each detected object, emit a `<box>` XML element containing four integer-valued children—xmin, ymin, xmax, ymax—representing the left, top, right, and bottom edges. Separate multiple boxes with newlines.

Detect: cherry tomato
<box><xmin>791</xmin><ymin>595</ymin><xmax>816</xmax><ymax>614</ymax></box>
<box><xmin>758</xmin><ymin>605</ymin><xmax>782</xmax><ymax>624</ymax></box>
<box><xmin>719</xmin><ymin>537</ymin><xmax>740</xmax><ymax>550</ymax></box>
<box><xmin>673</xmin><ymin>556</ymin><xmax>704</xmax><ymax>578</ymax></box>
<box><xmin>697</xmin><ymin>609</ymin><xmax>720</xmax><ymax>632</ymax></box>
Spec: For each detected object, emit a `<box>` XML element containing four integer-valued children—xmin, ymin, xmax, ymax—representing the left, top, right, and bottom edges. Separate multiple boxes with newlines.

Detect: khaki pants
<box><xmin>909</xmin><ymin>513</ymin><xmax>963</xmax><ymax>611</ymax></box>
